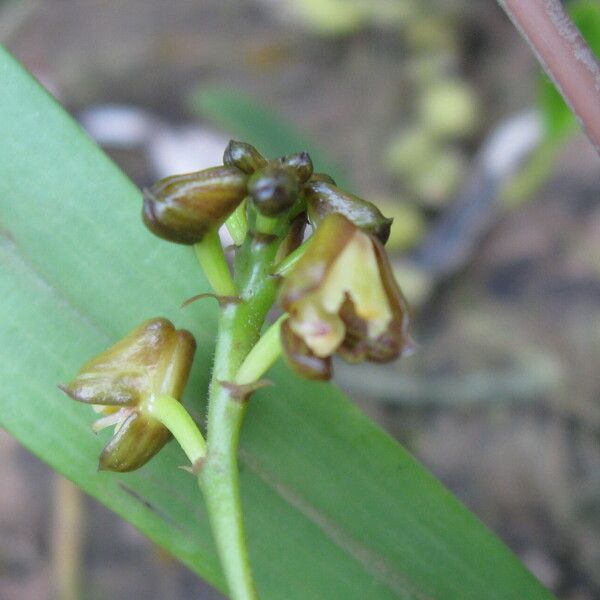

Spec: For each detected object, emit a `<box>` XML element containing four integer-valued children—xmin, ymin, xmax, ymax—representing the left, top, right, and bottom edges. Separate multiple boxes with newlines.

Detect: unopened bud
<box><xmin>276</xmin><ymin>151</ymin><xmax>313</xmax><ymax>183</ymax></box>
<box><xmin>248</xmin><ymin>165</ymin><xmax>299</xmax><ymax>217</ymax></box>
<box><xmin>223</xmin><ymin>140</ymin><xmax>267</xmax><ymax>174</ymax></box>
<box><xmin>143</xmin><ymin>166</ymin><xmax>248</xmax><ymax>245</ymax></box>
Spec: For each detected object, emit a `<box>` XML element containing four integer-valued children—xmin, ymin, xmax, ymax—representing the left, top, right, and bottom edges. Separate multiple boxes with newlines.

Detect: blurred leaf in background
<box><xmin>189</xmin><ymin>86</ymin><xmax>345</xmax><ymax>185</ymax></box>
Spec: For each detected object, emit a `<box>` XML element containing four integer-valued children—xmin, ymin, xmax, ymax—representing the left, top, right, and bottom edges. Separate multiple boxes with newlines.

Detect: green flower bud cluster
<box><xmin>63</xmin><ymin>140</ymin><xmax>412</xmax><ymax>473</ymax></box>
<box><xmin>142</xmin><ymin>140</ymin><xmax>395</xmax><ymax>244</ymax></box>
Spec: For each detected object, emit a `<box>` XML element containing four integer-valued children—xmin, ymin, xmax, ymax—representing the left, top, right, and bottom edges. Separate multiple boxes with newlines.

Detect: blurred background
<box><xmin>1</xmin><ymin>0</ymin><xmax>599</xmax><ymax>598</ymax></box>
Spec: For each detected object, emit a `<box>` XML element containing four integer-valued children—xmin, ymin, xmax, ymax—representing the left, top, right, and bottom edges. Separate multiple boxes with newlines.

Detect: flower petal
<box><xmin>98</xmin><ymin>412</ymin><xmax>171</xmax><ymax>472</ymax></box>
<box><xmin>279</xmin><ymin>213</ymin><xmax>355</xmax><ymax>309</ymax></box>
<box><xmin>280</xmin><ymin>318</ymin><xmax>332</xmax><ymax>380</ymax></box>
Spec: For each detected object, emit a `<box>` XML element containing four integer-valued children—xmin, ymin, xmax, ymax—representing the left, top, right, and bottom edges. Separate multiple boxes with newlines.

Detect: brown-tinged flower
<box><xmin>303</xmin><ymin>180</ymin><xmax>393</xmax><ymax>244</ymax></box>
<box><xmin>143</xmin><ymin>166</ymin><xmax>248</xmax><ymax>245</ymax></box>
<box><xmin>279</xmin><ymin>214</ymin><xmax>411</xmax><ymax>380</ymax></box>
<box><xmin>60</xmin><ymin>318</ymin><xmax>196</xmax><ymax>472</ymax></box>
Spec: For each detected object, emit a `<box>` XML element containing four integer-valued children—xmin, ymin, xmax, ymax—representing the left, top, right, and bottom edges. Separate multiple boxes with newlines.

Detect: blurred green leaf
<box><xmin>189</xmin><ymin>85</ymin><xmax>346</xmax><ymax>185</ymax></box>
<box><xmin>0</xmin><ymin>47</ymin><xmax>555</xmax><ymax>600</ymax></box>
<box><xmin>538</xmin><ymin>0</ymin><xmax>600</xmax><ymax>140</ymax></box>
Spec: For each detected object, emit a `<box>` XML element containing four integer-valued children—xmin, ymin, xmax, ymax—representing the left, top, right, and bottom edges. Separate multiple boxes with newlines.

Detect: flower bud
<box><xmin>248</xmin><ymin>165</ymin><xmax>300</xmax><ymax>217</ymax></box>
<box><xmin>143</xmin><ymin>166</ymin><xmax>248</xmax><ymax>245</ymax></box>
<box><xmin>304</xmin><ymin>180</ymin><xmax>393</xmax><ymax>244</ymax></box>
<box><xmin>279</xmin><ymin>214</ymin><xmax>411</xmax><ymax>379</ymax></box>
<box><xmin>223</xmin><ymin>140</ymin><xmax>267</xmax><ymax>174</ymax></box>
<box><xmin>275</xmin><ymin>151</ymin><xmax>313</xmax><ymax>183</ymax></box>
<box><xmin>60</xmin><ymin>318</ymin><xmax>196</xmax><ymax>472</ymax></box>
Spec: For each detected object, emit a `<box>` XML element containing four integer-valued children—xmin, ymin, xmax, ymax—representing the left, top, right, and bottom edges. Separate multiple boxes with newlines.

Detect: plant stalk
<box><xmin>194</xmin><ymin>229</ymin><xmax>237</xmax><ymax>297</ymax></box>
<box><xmin>226</xmin><ymin>200</ymin><xmax>249</xmax><ymax>246</ymax></box>
<box><xmin>198</xmin><ymin>234</ymin><xmax>280</xmax><ymax>600</ymax></box>
<box><xmin>235</xmin><ymin>314</ymin><xmax>285</xmax><ymax>385</ymax></box>
<box><xmin>144</xmin><ymin>394</ymin><xmax>206</xmax><ymax>467</ymax></box>
<box><xmin>271</xmin><ymin>237</ymin><xmax>310</xmax><ymax>276</ymax></box>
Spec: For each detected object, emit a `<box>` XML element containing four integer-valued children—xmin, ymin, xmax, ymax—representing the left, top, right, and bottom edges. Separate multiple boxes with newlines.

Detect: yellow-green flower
<box><xmin>60</xmin><ymin>318</ymin><xmax>196</xmax><ymax>472</ymax></box>
<box><xmin>279</xmin><ymin>214</ymin><xmax>411</xmax><ymax>379</ymax></box>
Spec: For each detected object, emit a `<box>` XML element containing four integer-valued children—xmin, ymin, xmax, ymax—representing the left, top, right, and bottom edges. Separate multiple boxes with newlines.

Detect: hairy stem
<box><xmin>198</xmin><ymin>234</ymin><xmax>280</xmax><ymax>600</ymax></box>
<box><xmin>497</xmin><ymin>0</ymin><xmax>600</xmax><ymax>153</ymax></box>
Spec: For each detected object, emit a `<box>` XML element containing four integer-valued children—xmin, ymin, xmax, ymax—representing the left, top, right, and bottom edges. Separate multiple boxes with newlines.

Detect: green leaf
<box><xmin>188</xmin><ymin>85</ymin><xmax>347</xmax><ymax>186</ymax></box>
<box><xmin>0</xmin><ymin>47</ymin><xmax>555</xmax><ymax>600</ymax></box>
<box><xmin>538</xmin><ymin>0</ymin><xmax>600</xmax><ymax>140</ymax></box>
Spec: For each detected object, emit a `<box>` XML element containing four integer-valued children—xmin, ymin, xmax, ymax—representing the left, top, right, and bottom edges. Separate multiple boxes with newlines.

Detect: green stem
<box><xmin>254</xmin><ymin>213</ymin><xmax>280</xmax><ymax>236</ymax></box>
<box><xmin>271</xmin><ymin>237</ymin><xmax>311</xmax><ymax>276</ymax></box>
<box><xmin>235</xmin><ymin>314</ymin><xmax>285</xmax><ymax>385</ymax></box>
<box><xmin>199</xmin><ymin>234</ymin><xmax>280</xmax><ymax>600</ymax></box>
<box><xmin>226</xmin><ymin>200</ymin><xmax>249</xmax><ymax>246</ymax></box>
<box><xmin>144</xmin><ymin>394</ymin><xmax>206</xmax><ymax>466</ymax></box>
<box><xmin>194</xmin><ymin>229</ymin><xmax>236</xmax><ymax>297</ymax></box>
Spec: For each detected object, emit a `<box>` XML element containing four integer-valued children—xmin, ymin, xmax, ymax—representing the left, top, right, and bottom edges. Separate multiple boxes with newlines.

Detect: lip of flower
<box><xmin>279</xmin><ymin>213</ymin><xmax>411</xmax><ymax>377</ymax></box>
<box><xmin>60</xmin><ymin>318</ymin><xmax>196</xmax><ymax>472</ymax></box>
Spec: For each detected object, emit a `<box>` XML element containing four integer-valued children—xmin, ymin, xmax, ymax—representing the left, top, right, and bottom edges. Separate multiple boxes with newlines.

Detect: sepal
<box><xmin>304</xmin><ymin>180</ymin><xmax>393</xmax><ymax>244</ymax></box>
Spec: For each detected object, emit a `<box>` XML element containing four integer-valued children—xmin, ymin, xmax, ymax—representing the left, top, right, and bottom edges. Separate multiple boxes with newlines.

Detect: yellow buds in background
<box><xmin>60</xmin><ymin>318</ymin><xmax>196</xmax><ymax>472</ymax></box>
<box><xmin>279</xmin><ymin>214</ymin><xmax>412</xmax><ymax>380</ymax></box>
<box><xmin>143</xmin><ymin>166</ymin><xmax>248</xmax><ymax>244</ymax></box>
